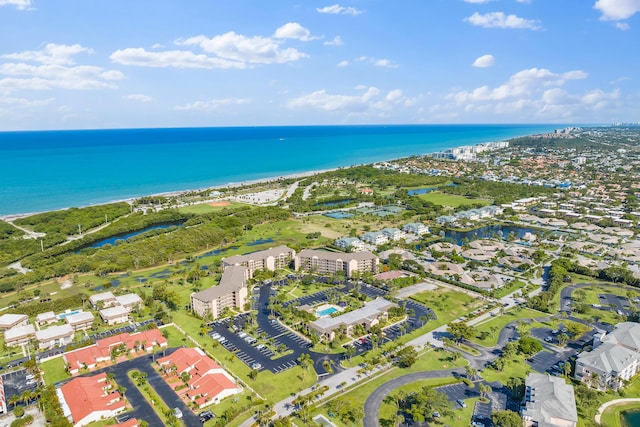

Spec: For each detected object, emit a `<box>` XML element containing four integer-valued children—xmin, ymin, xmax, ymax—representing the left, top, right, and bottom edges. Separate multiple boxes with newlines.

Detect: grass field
<box><xmin>600</xmin><ymin>402</ymin><xmax>640</xmax><ymax>427</ymax></box>
<box><xmin>377</xmin><ymin>377</ymin><xmax>461</xmax><ymax>421</ymax></box>
<box><xmin>418</xmin><ymin>192</ymin><xmax>492</xmax><ymax>208</ymax></box>
<box><xmin>471</xmin><ymin>307</ymin><xmax>547</xmax><ymax>347</ymax></box>
<box><xmin>410</xmin><ymin>288</ymin><xmax>483</xmax><ymax>327</ymax></box>
<box><xmin>481</xmin><ymin>353</ymin><xmax>533</xmax><ymax>384</ymax></box>
<box><xmin>41</xmin><ymin>356</ymin><xmax>69</xmax><ymax>385</ymax></box>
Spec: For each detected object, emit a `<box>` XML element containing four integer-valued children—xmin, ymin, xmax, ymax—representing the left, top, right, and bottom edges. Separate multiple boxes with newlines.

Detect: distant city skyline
<box><xmin>0</xmin><ymin>0</ymin><xmax>638</xmax><ymax>130</ymax></box>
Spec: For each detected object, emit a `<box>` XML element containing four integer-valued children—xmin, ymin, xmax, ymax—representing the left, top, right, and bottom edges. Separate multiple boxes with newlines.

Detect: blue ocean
<box><xmin>0</xmin><ymin>124</ymin><xmax>558</xmax><ymax>216</ymax></box>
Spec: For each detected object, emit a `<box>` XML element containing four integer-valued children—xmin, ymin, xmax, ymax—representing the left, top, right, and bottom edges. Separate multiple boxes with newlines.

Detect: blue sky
<box><xmin>0</xmin><ymin>0</ymin><xmax>638</xmax><ymax>130</ymax></box>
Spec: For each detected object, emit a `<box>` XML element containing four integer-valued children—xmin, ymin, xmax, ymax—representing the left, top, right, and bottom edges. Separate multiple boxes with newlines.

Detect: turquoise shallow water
<box><xmin>0</xmin><ymin>124</ymin><xmax>558</xmax><ymax>215</ymax></box>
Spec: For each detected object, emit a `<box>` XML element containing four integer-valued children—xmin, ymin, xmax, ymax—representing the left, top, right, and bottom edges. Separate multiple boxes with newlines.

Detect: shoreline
<box><xmin>0</xmin><ymin>126</ymin><xmax>555</xmax><ymax>220</ymax></box>
<box><xmin>0</xmin><ymin>167</ymin><xmax>339</xmax><ymax>222</ymax></box>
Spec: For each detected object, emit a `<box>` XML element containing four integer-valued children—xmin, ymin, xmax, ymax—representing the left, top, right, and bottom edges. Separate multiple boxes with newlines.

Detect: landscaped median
<box><xmin>129</xmin><ymin>369</ymin><xmax>185</xmax><ymax>426</ymax></box>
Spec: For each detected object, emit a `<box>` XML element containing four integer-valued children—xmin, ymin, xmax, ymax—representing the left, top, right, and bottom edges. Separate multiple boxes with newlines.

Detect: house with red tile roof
<box><xmin>64</xmin><ymin>329</ymin><xmax>167</xmax><ymax>375</ymax></box>
<box><xmin>57</xmin><ymin>372</ymin><xmax>126</xmax><ymax>426</ymax></box>
<box><xmin>157</xmin><ymin>347</ymin><xmax>242</xmax><ymax>408</ymax></box>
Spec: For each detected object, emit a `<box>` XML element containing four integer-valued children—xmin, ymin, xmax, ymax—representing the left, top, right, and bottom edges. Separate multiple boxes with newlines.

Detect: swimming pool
<box><xmin>317</xmin><ymin>307</ymin><xmax>338</xmax><ymax>317</ymax></box>
<box><xmin>57</xmin><ymin>309</ymin><xmax>82</xmax><ymax>320</ymax></box>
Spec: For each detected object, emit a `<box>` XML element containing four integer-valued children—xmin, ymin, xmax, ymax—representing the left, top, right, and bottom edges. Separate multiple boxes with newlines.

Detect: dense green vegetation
<box><xmin>0</xmin><ymin>220</ymin><xmax>23</xmax><ymax>239</ymax></box>
<box><xmin>14</xmin><ymin>202</ymin><xmax>131</xmax><ymax>235</ymax></box>
<box><xmin>442</xmin><ymin>179</ymin><xmax>556</xmax><ymax>205</ymax></box>
<box><xmin>0</xmin><ymin>206</ymin><xmax>290</xmax><ymax>293</ymax></box>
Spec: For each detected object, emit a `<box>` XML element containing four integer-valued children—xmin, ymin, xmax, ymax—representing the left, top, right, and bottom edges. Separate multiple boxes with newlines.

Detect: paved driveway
<box><xmin>65</xmin><ymin>349</ymin><xmax>203</xmax><ymax>427</ymax></box>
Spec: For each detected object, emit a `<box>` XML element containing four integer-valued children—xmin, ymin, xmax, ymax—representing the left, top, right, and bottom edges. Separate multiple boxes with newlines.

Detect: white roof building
<box><xmin>0</xmin><ymin>314</ymin><xmax>28</xmax><ymax>330</ymax></box>
<box><xmin>522</xmin><ymin>373</ymin><xmax>577</xmax><ymax>427</ymax></box>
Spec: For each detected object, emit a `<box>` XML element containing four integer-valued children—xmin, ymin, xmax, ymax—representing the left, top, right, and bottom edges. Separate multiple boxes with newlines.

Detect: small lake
<box><xmin>408</xmin><ymin>183</ymin><xmax>457</xmax><ymax>196</ymax></box>
<box><xmin>623</xmin><ymin>410</ymin><xmax>640</xmax><ymax>427</ymax></box>
<box><xmin>80</xmin><ymin>221</ymin><xmax>184</xmax><ymax>250</ymax></box>
<box><xmin>443</xmin><ymin>225</ymin><xmax>540</xmax><ymax>245</ymax></box>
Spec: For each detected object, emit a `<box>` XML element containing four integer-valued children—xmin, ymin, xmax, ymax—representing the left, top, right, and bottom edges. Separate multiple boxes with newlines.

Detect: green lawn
<box><xmin>378</xmin><ymin>377</ymin><xmax>461</xmax><ymax>421</ymax></box>
<box><xmin>418</xmin><ymin>192</ymin><xmax>492</xmax><ymax>208</ymax></box>
<box><xmin>600</xmin><ymin>402</ymin><xmax>640</xmax><ymax>427</ymax></box>
<box><xmin>410</xmin><ymin>288</ymin><xmax>483</xmax><ymax>327</ymax></box>
<box><xmin>481</xmin><ymin>354</ymin><xmax>533</xmax><ymax>384</ymax></box>
<box><xmin>41</xmin><ymin>356</ymin><xmax>70</xmax><ymax>385</ymax></box>
<box><xmin>471</xmin><ymin>307</ymin><xmax>547</xmax><ymax>347</ymax></box>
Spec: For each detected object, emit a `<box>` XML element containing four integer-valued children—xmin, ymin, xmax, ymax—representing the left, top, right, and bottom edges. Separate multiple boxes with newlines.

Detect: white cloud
<box><xmin>174</xmin><ymin>98</ymin><xmax>252</xmax><ymax>112</ymax></box>
<box><xmin>355</xmin><ymin>56</ymin><xmax>398</xmax><ymax>68</ymax></box>
<box><xmin>337</xmin><ymin>60</ymin><xmax>349</xmax><ymax>67</ymax></box>
<box><xmin>2</xmin><ymin>43</ymin><xmax>92</xmax><ymax>65</ymax></box>
<box><xmin>594</xmin><ymin>0</ymin><xmax>640</xmax><ymax>20</ymax></box>
<box><xmin>324</xmin><ymin>36</ymin><xmax>344</xmax><ymax>46</ymax></box>
<box><xmin>0</xmin><ymin>0</ymin><xmax>30</xmax><ymax>10</ymax></box>
<box><xmin>316</xmin><ymin>4</ymin><xmax>363</xmax><ymax>15</ymax></box>
<box><xmin>111</xmin><ymin>48</ymin><xmax>246</xmax><ymax>69</ymax></box>
<box><xmin>0</xmin><ymin>44</ymin><xmax>123</xmax><ymax>93</ymax></box>
<box><xmin>0</xmin><ymin>96</ymin><xmax>54</xmax><ymax>107</ymax></box>
<box><xmin>123</xmin><ymin>94</ymin><xmax>153</xmax><ymax>103</ymax></box>
<box><xmin>114</xmin><ymin>24</ymin><xmax>311</xmax><ymax>69</ymax></box>
<box><xmin>438</xmin><ymin>67</ymin><xmax>621</xmax><ymax>121</ymax></box>
<box><xmin>472</xmin><ymin>54</ymin><xmax>495</xmax><ymax>68</ymax></box>
<box><xmin>464</xmin><ymin>11</ymin><xmax>541</xmax><ymax>29</ymax></box>
<box><xmin>273</xmin><ymin>23</ymin><xmax>317</xmax><ymax>41</ymax></box>
<box><xmin>448</xmin><ymin>67</ymin><xmax>587</xmax><ymax>103</ymax></box>
<box><xmin>616</xmin><ymin>21</ymin><xmax>631</xmax><ymax>29</ymax></box>
<box><xmin>286</xmin><ymin>86</ymin><xmax>418</xmax><ymax>114</ymax></box>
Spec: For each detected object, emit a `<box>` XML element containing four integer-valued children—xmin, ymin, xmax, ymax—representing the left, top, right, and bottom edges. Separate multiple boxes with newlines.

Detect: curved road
<box><xmin>362</xmin><ymin>367</ymin><xmax>466</xmax><ymax>427</ymax></box>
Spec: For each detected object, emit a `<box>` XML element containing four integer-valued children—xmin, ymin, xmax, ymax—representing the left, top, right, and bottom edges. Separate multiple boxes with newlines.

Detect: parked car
<box><xmin>456</xmin><ymin>399</ymin><xmax>467</xmax><ymax>408</ymax></box>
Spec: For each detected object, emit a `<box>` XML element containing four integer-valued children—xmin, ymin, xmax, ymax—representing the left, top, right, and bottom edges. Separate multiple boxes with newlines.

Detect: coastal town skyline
<box><xmin>1</xmin><ymin>0</ymin><xmax>639</xmax><ymax>130</ymax></box>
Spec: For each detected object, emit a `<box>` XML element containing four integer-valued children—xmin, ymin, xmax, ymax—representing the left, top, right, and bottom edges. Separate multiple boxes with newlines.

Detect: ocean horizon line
<box><xmin>0</xmin><ymin>122</ymin><xmax>577</xmax><ymax>134</ymax></box>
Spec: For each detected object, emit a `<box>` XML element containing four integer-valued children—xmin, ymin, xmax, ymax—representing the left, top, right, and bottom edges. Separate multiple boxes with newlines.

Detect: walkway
<box><xmin>595</xmin><ymin>398</ymin><xmax>640</xmax><ymax>424</ymax></box>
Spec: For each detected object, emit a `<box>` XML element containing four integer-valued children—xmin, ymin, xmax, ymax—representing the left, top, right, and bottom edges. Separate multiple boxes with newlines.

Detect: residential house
<box><xmin>4</xmin><ymin>324</ymin><xmax>36</xmax><ymax>347</ymax></box>
<box><xmin>360</xmin><ymin>231</ymin><xmax>389</xmax><ymax>245</ymax></box>
<box><xmin>65</xmin><ymin>311</ymin><xmax>95</xmax><ymax>331</ymax></box>
<box><xmin>334</xmin><ymin>237</ymin><xmax>365</xmax><ymax>252</ymax></box>
<box><xmin>157</xmin><ymin>347</ymin><xmax>242</xmax><ymax>408</ymax></box>
<box><xmin>402</xmin><ymin>222</ymin><xmax>429</xmax><ymax>236</ymax></box>
<box><xmin>89</xmin><ymin>292</ymin><xmax>117</xmax><ymax>309</ymax></box>
<box><xmin>36</xmin><ymin>311</ymin><xmax>57</xmax><ymax>327</ymax></box>
<box><xmin>64</xmin><ymin>329</ymin><xmax>167</xmax><ymax>375</ymax></box>
<box><xmin>99</xmin><ymin>306</ymin><xmax>130</xmax><ymax>326</ymax></box>
<box><xmin>36</xmin><ymin>324</ymin><xmax>75</xmax><ymax>350</ymax></box>
<box><xmin>57</xmin><ymin>373</ymin><xmax>126</xmax><ymax>426</ymax></box>
<box><xmin>0</xmin><ymin>314</ymin><xmax>28</xmax><ymax>330</ymax></box>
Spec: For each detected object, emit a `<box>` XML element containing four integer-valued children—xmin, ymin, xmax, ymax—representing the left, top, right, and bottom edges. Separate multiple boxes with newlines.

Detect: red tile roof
<box><xmin>64</xmin><ymin>329</ymin><xmax>167</xmax><ymax>374</ymax></box>
<box><xmin>59</xmin><ymin>373</ymin><xmax>125</xmax><ymax>424</ymax></box>
<box><xmin>157</xmin><ymin>347</ymin><xmax>239</xmax><ymax>403</ymax></box>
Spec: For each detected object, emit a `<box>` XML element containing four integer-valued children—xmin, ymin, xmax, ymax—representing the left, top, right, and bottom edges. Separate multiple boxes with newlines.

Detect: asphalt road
<box><xmin>362</xmin><ymin>367</ymin><xmax>466</xmax><ymax>427</ymax></box>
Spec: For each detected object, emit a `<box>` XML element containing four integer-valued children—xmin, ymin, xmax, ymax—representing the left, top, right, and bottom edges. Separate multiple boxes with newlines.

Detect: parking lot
<box><xmin>209</xmin><ymin>277</ymin><xmax>436</xmax><ymax>376</ymax></box>
<box><xmin>1</xmin><ymin>369</ymin><xmax>39</xmax><ymax>407</ymax></box>
<box><xmin>598</xmin><ymin>293</ymin><xmax>634</xmax><ymax>316</ymax></box>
